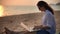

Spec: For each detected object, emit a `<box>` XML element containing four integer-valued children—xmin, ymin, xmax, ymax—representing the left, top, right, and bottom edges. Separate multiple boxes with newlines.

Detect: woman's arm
<box><xmin>33</xmin><ymin>25</ymin><xmax>50</xmax><ymax>30</ymax></box>
<box><xmin>42</xmin><ymin>26</ymin><xmax>51</xmax><ymax>30</ymax></box>
<box><xmin>42</xmin><ymin>13</ymin><xmax>52</xmax><ymax>30</ymax></box>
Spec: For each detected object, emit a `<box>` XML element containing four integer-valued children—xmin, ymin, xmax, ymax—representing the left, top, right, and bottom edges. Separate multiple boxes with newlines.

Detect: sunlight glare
<box><xmin>0</xmin><ymin>5</ymin><xmax>4</xmax><ymax>17</ymax></box>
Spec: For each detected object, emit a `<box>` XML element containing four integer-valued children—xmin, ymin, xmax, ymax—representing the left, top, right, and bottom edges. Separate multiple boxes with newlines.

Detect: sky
<box><xmin>0</xmin><ymin>0</ymin><xmax>60</xmax><ymax>6</ymax></box>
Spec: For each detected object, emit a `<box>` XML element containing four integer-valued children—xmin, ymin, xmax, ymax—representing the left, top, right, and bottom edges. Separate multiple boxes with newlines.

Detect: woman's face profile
<box><xmin>38</xmin><ymin>6</ymin><xmax>46</xmax><ymax>12</ymax></box>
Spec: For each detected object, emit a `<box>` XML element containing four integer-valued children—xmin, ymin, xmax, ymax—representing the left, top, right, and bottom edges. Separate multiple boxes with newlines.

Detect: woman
<box><xmin>36</xmin><ymin>1</ymin><xmax>56</xmax><ymax>34</ymax></box>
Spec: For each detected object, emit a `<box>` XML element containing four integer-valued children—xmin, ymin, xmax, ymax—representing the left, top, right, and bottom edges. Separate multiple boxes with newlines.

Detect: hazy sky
<box><xmin>1</xmin><ymin>0</ymin><xmax>60</xmax><ymax>6</ymax></box>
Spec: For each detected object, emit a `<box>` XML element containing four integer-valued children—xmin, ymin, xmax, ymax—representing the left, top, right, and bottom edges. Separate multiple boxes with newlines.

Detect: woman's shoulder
<box><xmin>45</xmin><ymin>10</ymin><xmax>54</xmax><ymax>17</ymax></box>
<box><xmin>46</xmin><ymin>10</ymin><xmax>53</xmax><ymax>15</ymax></box>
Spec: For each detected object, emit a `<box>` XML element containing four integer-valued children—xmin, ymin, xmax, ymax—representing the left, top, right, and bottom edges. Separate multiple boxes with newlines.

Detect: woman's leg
<box><xmin>37</xmin><ymin>29</ymin><xmax>50</xmax><ymax>34</ymax></box>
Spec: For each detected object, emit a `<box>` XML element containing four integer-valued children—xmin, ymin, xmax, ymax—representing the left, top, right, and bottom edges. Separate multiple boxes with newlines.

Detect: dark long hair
<box><xmin>37</xmin><ymin>1</ymin><xmax>54</xmax><ymax>15</ymax></box>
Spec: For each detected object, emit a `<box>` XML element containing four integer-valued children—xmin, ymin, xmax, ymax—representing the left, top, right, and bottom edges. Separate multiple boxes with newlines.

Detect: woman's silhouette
<box><xmin>36</xmin><ymin>1</ymin><xmax>56</xmax><ymax>34</ymax></box>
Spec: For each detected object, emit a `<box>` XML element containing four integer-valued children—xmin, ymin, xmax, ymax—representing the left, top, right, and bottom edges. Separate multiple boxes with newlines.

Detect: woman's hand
<box><xmin>33</xmin><ymin>25</ymin><xmax>43</xmax><ymax>30</ymax></box>
<box><xmin>33</xmin><ymin>25</ymin><xmax>50</xmax><ymax>30</ymax></box>
<box><xmin>42</xmin><ymin>26</ymin><xmax>51</xmax><ymax>30</ymax></box>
